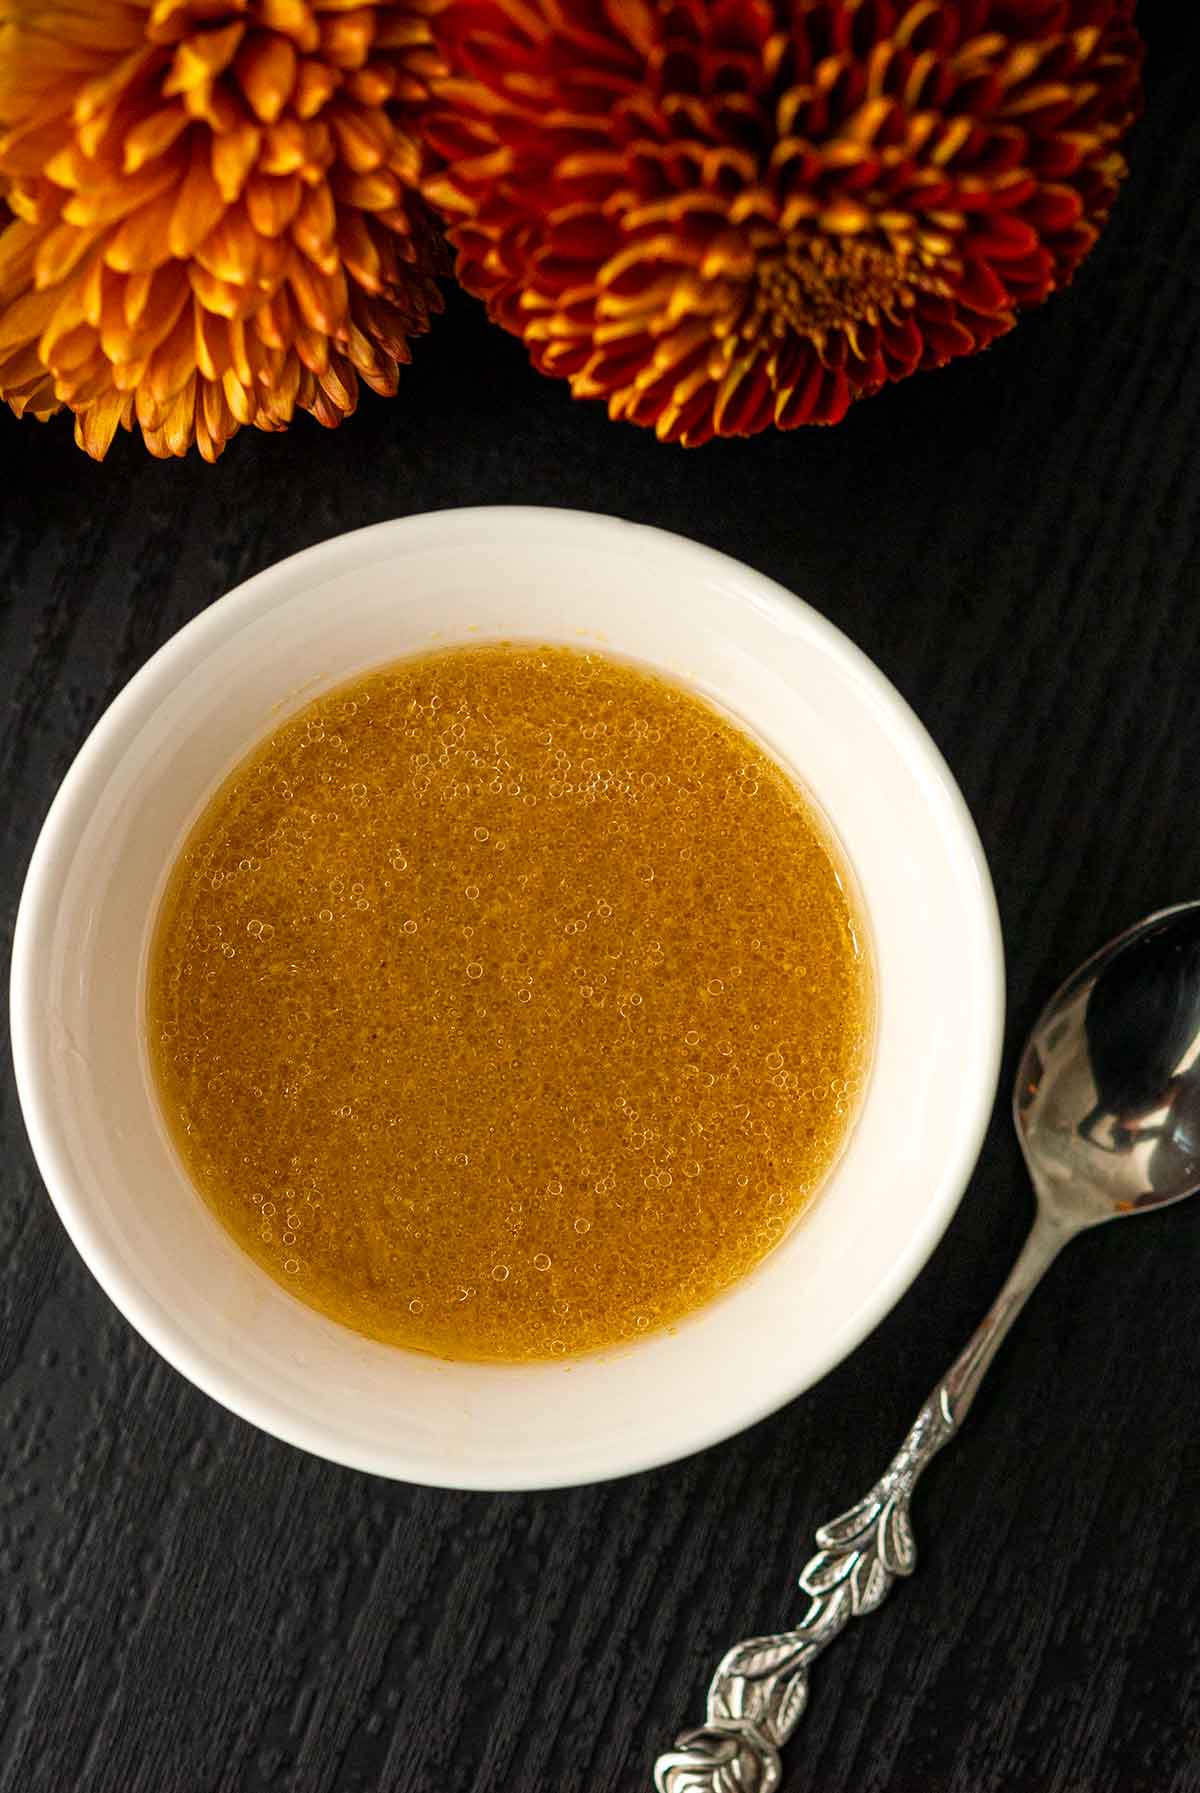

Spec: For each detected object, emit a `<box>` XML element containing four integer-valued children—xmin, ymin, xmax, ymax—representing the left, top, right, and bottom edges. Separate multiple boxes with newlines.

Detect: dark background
<box><xmin>3</xmin><ymin>8</ymin><xmax>1199</xmax><ymax>1790</ymax></box>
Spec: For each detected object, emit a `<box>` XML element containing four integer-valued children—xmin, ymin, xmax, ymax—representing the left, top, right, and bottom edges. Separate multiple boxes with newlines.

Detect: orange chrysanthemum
<box><xmin>0</xmin><ymin>0</ymin><xmax>447</xmax><ymax>459</ymax></box>
<box><xmin>425</xmin><ymin>0</ymin><xmax>1143</xmax><ymax>444</ymax></box>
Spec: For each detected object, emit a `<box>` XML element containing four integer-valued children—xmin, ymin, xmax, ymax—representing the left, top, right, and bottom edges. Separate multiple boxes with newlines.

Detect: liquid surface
<box><xmin>148</xmin><ymin>645</ymin><xmax>873</xmax><ymax>1360</ymax></box>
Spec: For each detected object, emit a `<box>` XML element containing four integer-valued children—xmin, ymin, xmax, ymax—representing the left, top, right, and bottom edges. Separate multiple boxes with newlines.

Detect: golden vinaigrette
<box><xmin>148</xmin><ymin>645</ymin><xmax>873</xmax><ymax>1360</ymax></box>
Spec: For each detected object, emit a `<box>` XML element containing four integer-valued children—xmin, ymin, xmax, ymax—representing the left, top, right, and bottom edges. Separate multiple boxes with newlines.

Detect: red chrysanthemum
<box><xmin>424</xmin><ymin>0</ymin><xmax>1143</xmax><ymax>444</ymax></box>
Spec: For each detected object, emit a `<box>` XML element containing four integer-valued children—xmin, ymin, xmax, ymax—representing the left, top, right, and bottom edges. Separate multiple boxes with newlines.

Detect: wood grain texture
<box><xmin>3</xmin><ymin>10</ymin><xmax>1200</xmax><ymax>1790</ymax></box>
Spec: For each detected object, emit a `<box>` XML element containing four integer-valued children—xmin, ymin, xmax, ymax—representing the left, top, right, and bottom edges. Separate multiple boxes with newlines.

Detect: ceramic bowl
<box><xmin>10</xmin><ymin>507</ymin><xmax>1003</xmax><ymax>1489</ymax></box>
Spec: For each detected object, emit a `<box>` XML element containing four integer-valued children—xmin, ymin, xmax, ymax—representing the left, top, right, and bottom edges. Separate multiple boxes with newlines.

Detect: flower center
<box><xmin>753</xmin><ymin>237</ymin><xmax>939</xmax><ymax>339</ymax></box>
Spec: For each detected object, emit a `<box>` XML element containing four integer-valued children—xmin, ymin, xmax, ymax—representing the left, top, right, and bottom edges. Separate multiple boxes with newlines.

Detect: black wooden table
<box><xmin>3</xmin><ymin>10</ymin><xmax>1199</xmax><ymax>1790</ymax></box>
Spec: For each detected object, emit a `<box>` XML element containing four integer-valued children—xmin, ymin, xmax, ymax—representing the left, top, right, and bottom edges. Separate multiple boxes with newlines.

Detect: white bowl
<box><xmin>10</xmin><ymin>507</ymin><xmax>1003</xmax><ymax>1490</ymax></box>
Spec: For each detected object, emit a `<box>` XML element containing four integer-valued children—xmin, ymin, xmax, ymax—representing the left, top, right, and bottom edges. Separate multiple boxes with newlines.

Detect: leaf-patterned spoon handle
<box><xmin>653</xmin><ymin>1209</ymin><xmax>1068</xmax><ymax>1793</ymax></box>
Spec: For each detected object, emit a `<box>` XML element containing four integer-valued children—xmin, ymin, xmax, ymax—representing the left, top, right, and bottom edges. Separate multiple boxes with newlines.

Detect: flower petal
<box><xmin>74</xmin><ymin>387</ymin><xmax>133</xmax><ymax>458</ymax></box>
<box><xmin>245</xmin><ymin>172</ymin><xmax>302</xmax><ymax>237</ymax></box>
<box><xmin>168</xmin><ymin>138</ymin><xmax>228</xmax><ymax>258</ymax></box>
<box><xmin>104</xmin><ymin>185</ymin><xmax>179</xmax><ymax>271</ymax></box>
<box><xmin>235</xmin><ymin>33</ymin><xmax>297</xmax><ymax>123</ymax></box>
<box><xmin>211</xmin><ymin>119</ymin><xmax>262</xmax><ymax>203</ymax></box>
<box><xmin>123</xmin><ymin>104</ymin><xmax>192</xmax><ymax>175</ymax></box>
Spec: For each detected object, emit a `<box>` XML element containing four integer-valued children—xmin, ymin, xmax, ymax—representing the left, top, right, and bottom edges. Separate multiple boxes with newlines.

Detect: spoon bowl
<box><xmin>1016</xmin><ymin>901</ymin><xmax>1200</xmax><ymax>1227</ymax></box>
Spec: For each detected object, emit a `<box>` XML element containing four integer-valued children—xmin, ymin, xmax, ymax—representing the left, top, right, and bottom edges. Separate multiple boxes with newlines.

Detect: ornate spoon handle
<box><xmin>653</xmin><ymin>1208</ymin><xmax>1069</xmax><ymax>1793</ymax></box>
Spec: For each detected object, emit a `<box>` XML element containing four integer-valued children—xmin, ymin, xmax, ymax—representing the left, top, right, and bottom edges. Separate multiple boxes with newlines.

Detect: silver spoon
<box><xmin>655</xmin><ymin>900</ymin><xmax>1200</xmax><ymax>1793</ymax></box>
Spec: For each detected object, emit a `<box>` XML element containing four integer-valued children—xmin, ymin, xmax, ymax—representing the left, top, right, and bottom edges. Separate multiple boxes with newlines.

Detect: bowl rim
<box><xmin>10</xmin><ymin>505</ymin><xmax>1005</xmax><ymax>1487</ymax></box>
